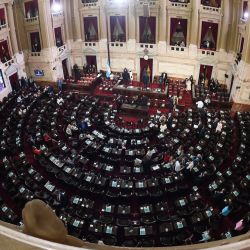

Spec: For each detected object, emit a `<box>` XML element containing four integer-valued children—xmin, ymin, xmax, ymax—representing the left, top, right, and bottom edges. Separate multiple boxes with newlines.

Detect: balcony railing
<box><xmin>169</xmin><ymin>45</ymin><xmax>186</xmax><ymax>52</ymax></box>
<box><xmin>82</xmin><ymin>0</ymin><xmax>99</xmax><ymax>8</ymax></box>
<box><xmin>84</xmin><ymin>41</ymin><xmax>97</xmax><ymax>47</ymax></box>
<box><xmin>137</xmin><ymin>0</ymin><xmax>159</xmax><ymax>7</ymax></box>
<box><xmin>25</xmin><ymin>16</ymin><xmax>39</xmax><ymax>23</ymax></box>
<box><xmin>139</xmin><ymin>43</ymin><xmax>156</xmax><ymax>49</ymax></box>
<box><xmin>58</xmin><ymin>45</ymin><xmax>66</xmax><ymax>53</ymax></box>
<box><xmin>110</xmin><ymin>42</ymin><xmax>126</xmax><ymax>48</ymax></box>
<box><xmin>52</xmin><ymin>11</ymin><xmax>64</xmax><ymax>17</ymax></box>
<box><xmin>201</xmin><ymin>5</ymin><xmax>221</xmax><ymax>14</ymax></box>
<box><xmin>3</xmin><ymin>58</ymin><xmax>15</xmax><ymax>68</ymax></box>
<box><xmin>169</xmin><ymin>1</ymin><xmax>190</xmax><ymax>8</ymax></box>
<box><xmin>0</xmin><ymin>24</ymin><xmax>7</xmax><ymax>31</ymax></box>
<box><xmin>30</xmin><ymin>52</ymin><xmax>41</xmax><ymax>56</ymax></box>
<box><xmin>199</xmin><ymin>49</ymin><xmax>216</xmax><ymax>56</ymax></box>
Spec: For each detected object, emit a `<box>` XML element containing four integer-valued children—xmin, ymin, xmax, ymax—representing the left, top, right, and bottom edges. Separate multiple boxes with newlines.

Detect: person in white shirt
<box><xmin>160</xmin><ymin>123</ymin><xmax>167</xmax><ymax>133</ymax></box>
<box><xmin>186</xmin><ymin>78</ymin><xmax>192</xmax><ymax>91</ymax></box>
<box><xmin>187</xmin><ymin>161</ymin><xmax>194</xmax><ymax>171</ymax></box>
<box><xmin>196</xmin><ymin>100</ymin><xmax>204</xmax><ymax>109</ymax></box>
<box><xmin>66</xmin><ymin>122</ymin><xmax>78</xmax><ymax>136</ymax></box>
<box><xmin>174</xmin><ymin>160</ymin><xmax>182</xmax><ymax>172</ymax></box>
<box><xmin>216</xmin><ymin>120</ymin><xmax>223</xmax><ymax>133</ymax></box>
<box><xmin>57</xmin><ymin>97</ymin><xmax>64</xmax><ymax>106</ymax></box>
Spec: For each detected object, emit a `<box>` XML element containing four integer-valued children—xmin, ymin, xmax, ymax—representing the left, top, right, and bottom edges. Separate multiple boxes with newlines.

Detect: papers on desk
<box><xmin>44</xmin><ymin>181</ymin><xmax>55</xmax><ymax>192</ymax></box>
<box><xmin>105</xmin><ymin>205</ymin><xmax>112</xmax><ymax>213</ymax></box>
<box><xmin>138</xmin><ymin>182</ymin><xmax>144</xmax><ymax>188</ymax></box>
<box><xmin>233</xmin><ymin>190</ymin><xmax>239</xmax><ymax>197</ymax></box>
<box><xmin>112</xmin><ymin>181</ymin><xmax>118</xmax><ymax>187</ymax></box>
<box><xmin>205</xmin><ymin>210</ymin><xmax>212</xmax><ymax>217</ymax></box>
<box><xmin>106</xmin><ymin>226</ymin><xmax>112</xmax><ymax>234</ymax></box>
<box><xmin>140</xmin><ymin>227</ymin><xmax>146</xmax><ymax>236</ymax></box>
<box><xmin>177</xmin><ymin>222</ymin><xmax>184</xmax><ymax>229</ymax></box>
<box><xmin>179</xmin><ymin>199</ymin><xmax>186</xmax><ymax>206</ymax></box>
<box><xmin>73</xmin><ymin>220</ymin><xmax>80</xmax><ymax>227</ymax></box>
<box><xmin>86</xmin><ymin>176</ymin><xmax>92</xmax><ymax>182</ymax></box>
<box><xmin>2</xmin><ymin>206</ymin><xmax>8</xmax><ymax>212</ymax></box>
<box><xmin>164</xmin><ymin>178</ymin><xmax>171</xmax><ymax>184</ymax></box>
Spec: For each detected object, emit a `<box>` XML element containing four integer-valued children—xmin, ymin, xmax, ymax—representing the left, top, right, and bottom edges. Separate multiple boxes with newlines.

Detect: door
<box><xmin>62</xmin><ymin>58</ymin><xmax>69</xmax><ymax>80</ymax></box>
<box><xmin>199</xmin><ymin>65</ymin><xmax>213</xmax><ymax>84</ymax></box>
<box><xmin>86</xmin><ymin>55</ymin><xmax>97</xmax><ymax>70</ymax></box>
<box><xmin>9</xmin><ymin>72</ymin><xmax>18</xmax><ymax>91</ymax></box>
<box><xmin>140</xmin><ymin>58</ymin><xmax>153</xmax><ymax>83</ymax></box>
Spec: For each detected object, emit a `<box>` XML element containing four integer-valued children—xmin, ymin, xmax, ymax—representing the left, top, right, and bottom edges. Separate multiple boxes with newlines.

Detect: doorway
<box><xmin>86</xmin><ymin>55</ymin><xmax>97</xmax><ymax>70</ymax></box>
<box><xmin>9</xmin><ymin>72</ymin><xmax>19</xmax><ymax>91</ymax></box>
<box><xmin>62</xmin><ymin>58</ymin><xmax>69</xmax><ymax>80</ymax></box>
<box><xmin>140</xmin><ymin>58</ymin><xmax>153</xmax><ymax>83</ymax></box>
<box><xmin>199</xmin><ymin>65</ymin><xmax>213</xmax><ymax>84</ymax></box>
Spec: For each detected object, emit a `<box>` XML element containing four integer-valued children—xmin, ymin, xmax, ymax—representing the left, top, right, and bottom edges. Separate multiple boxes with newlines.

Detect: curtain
<box><xmin>139</xmin><ymin>16</ymin><xmax>156</xmax><ymax>44</ymax></box>
<box><xmin>200</xmin><ymin>21</ymin><xmax>218</xmax><ymax>50</ymax></box>
<box><xmin>50</xmin><ymin>0</ymin><xmax>60</xmax><ymax>6</ymax></box>
<box><xmin>140</xmin><ymin>58</ymin><xmax>153</xmax><ymax>83</ymax></box>
<box><xmin>0</xmin><ymin>8</ymin><xmax>5</xmax><ymax>25</ymax></box>
<box><xmin>110</xmin><ymin>16</ymin><xmax>126</xmax><ymax>42</ymax></box>
<box><xmin>30</xmin><ymin>32</ymin><xmax>41</xmax><ymax>52</ymax></box>
<box><xmin>54</xmin><ymin>27</ymin><xmax>63</xmax><ymax>47</ymax></box>
<box><xmin>83</xmin><ymin>16</ymin><xmax>98</xmax><ymax>42</ymax></box>
<box><xmin>25</xmin><ymin>0</ymin><xmax>38</xmax><ymax>17</ymax></box>
<box><xmin>170</xmin><ymin>18</ymin><xmax>187</xmax><ymax>46</ymax></box>
<box><xmin>0</xmin><ymin>40</ymin><xmax>10</xmax><ymax>63</ymax></box>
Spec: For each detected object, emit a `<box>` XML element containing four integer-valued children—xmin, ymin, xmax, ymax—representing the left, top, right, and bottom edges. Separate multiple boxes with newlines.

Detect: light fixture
<box><xmin>244</xmin><ymin>12</ymin><xmax>249</xmax><ymax>19</ymax></box>
<box><xmin>51</xmin><ymin>3</ymin><xmax>62</xmax><ymax>13</ymax></box>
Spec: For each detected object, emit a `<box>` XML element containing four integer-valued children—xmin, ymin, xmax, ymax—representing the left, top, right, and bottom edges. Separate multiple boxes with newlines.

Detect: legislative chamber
<box><xmin>0</xmin><ymin>0</ymin><xmax>250</xmax><ymax>250</ymax></box>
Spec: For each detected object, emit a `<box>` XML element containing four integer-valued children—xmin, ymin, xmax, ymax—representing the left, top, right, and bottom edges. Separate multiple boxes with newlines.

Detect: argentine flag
<box><xmin>106</xmin><ymin>60</ymin><xmax>111</xmax><ymax>78</ymax></box>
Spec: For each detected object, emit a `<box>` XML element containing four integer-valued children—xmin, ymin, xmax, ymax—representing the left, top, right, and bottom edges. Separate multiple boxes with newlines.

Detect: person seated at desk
<box><xmin>32</xmin><ymin>146</ymin><xmax>42</xmax><ymax>155</ymax></box>
<box><xmin>196</xmin><ymin>99</ymin><xmax>204</xmax><ymax>109</ymax></box>
<box><xmin>79</xmin><ymin>120</ymin><xmax>88</xmax><ymax>132</ymax></box>
<box><xmin>66</xmin><ymin>122</ymin><xmax>78</xmax><ymax>136</ymax></box>
<box><xmin>57</xmin><ymin>97</ymin><xmax>64</xmax><ymax>106</ymax></box>
<box><xmin>134</xmin><ymin>158</ymin><xmax>142</xmax><ymax>166</ymax></box>
<box><xmin>220</xmin><ymin>205</ymin><xmax>232</xmax><ymax>217</ymax></box>
<box><xmin>43</xmin><ymin>133</ymin><xmax>52</xmax><ymax>142</ymax></box>
<box><xmin>215</xmin><ymin>120</ymin><xmax>223</xmax><ymax>134</ymax></box>
<box><xmin>174</xmin><ymin>159</ymin><xmax>185</xmax><ymax>172</ymax></box>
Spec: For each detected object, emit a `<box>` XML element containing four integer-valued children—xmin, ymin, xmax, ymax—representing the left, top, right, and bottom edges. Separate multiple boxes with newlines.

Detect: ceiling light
<box><xmin>244</xmin><ymin>12</ymin><xmax>249</xmax><ymax>19</ymax></box>
<box><xmin>51</xmin><ymin>3</ymin><xmax>62</xmax><ymax>13</ymax></box>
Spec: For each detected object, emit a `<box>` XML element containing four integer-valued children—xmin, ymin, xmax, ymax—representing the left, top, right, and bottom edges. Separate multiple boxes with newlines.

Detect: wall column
<box><xmin>63</xmin><ymin>0</ymin><xmax>73</xmax><ymax>42</ymax></box>
<box><xmin>128</xmin><ymin>0</ymin><xmax>135</xmax><ymax>40</ymax></box>
<box><xmin>242</xmin><ymin>0</ymin><xmax>250</xmax><ymax>63</ymax></box>
<box><xmin>72</xmin><ymin>0</ymin><xmax>81</xmax><ymax>41</ymax></box>
<box><xmin>159</xmin><ymin>0</ymin><xmax>166</xmax><ymax>42</ymax></box>
<box><xmin>190</xmin><ymin>0</ymin><xmax>200</xmax><ymax>46</ymax></box>
<box><xmin>219</xmin><ymin>0</ymin><xmax>230</xmax><ymax>51</ymax></box>
<box><xmin>6</xmin><ymin>2</ymin><xmax>19</xmax><ymax>54</ymax></box>
<box><xmin>38</xmin><ymin>0</ymin><xmax>54</xmax><ymax>49</ymax></box>
<box><xmin>99</xmin><ymin>4</ymin><xmax>107</xmax><ymax>40</ymax></box>
<box><xmin>229</xmin><ymin>0</ymin><xmax>241</xmax><ymax>53</ymax></box>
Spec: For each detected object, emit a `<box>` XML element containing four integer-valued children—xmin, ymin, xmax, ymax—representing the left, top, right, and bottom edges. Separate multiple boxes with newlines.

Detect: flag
<box><xmin>106</xmin><ymin>60</ymin><xmax>111</xmax><ymax>78</ymax></box>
